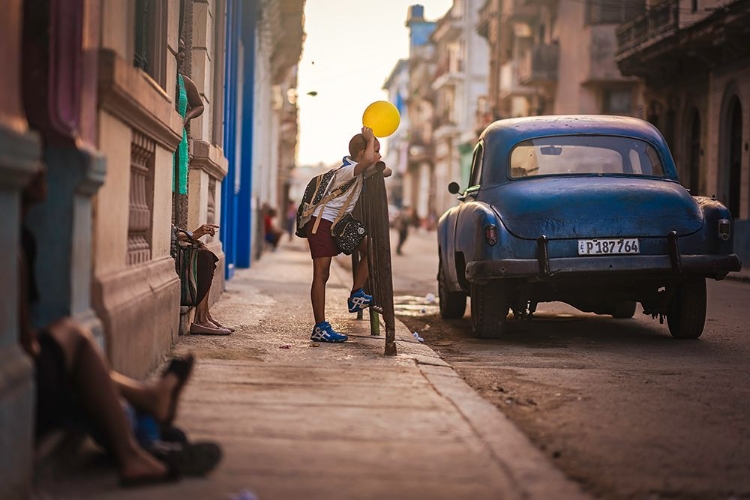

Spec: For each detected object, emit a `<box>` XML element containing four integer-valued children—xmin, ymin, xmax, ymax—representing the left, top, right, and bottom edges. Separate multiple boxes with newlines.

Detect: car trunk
<box><xmin>487</xmin><ymin>177</ymin><xmax>703</xmax><ymax>239</ymax></box>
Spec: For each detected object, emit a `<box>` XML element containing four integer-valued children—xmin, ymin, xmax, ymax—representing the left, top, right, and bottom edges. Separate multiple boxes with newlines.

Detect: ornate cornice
<box><xmin>189</xmin><ymin>139</ymin><xmax>228</xmax><ymax>180</ymax></box>
<box><xmin>97</xmin><ymin>49</ymin><xmax>182</xmax><ymax>151</ymax></box>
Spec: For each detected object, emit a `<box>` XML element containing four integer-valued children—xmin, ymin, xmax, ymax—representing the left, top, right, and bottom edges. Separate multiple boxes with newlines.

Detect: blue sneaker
<box><xmin>310</xmin><ymin>322</ymin><xmax>348</xmax><ymax>343</ymax></box>
<box><xmin>348</xmin><ymin>288</ymin><xmax>373</xmax><ymax>313</ymax></box>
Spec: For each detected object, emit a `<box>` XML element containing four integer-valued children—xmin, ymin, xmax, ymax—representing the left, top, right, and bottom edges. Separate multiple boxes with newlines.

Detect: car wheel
<box><xmin>470</xmin><ymin>282</ymin><xmax>509</xmax><ymax>339</ymax></box>
<box><xmin>611</xmin><ymin>301</ymin><xmax>637</xmax><ymax>319</ymax></box>
<box><xmin>667</xmin><ymin>277</ymin><xmax>707</xmax><ymax>339</ymax></box>
<box><xmin>438</xmin><ymin>263</ymin><xmax>467</xmax><ymax>319</ymax></box>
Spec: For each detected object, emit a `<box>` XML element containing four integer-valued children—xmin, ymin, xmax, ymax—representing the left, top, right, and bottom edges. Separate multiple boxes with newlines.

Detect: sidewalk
<box><xmin>36</xmin><ymin>238</ymin><xmax>588</xmax><ymax>500</ymax></box>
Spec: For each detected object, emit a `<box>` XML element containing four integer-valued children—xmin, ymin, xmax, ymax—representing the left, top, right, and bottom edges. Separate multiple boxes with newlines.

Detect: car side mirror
<box><xmin>448</xmin><ymin>182</ymin><xmax>460</xmax><ymax>195</ymax></box>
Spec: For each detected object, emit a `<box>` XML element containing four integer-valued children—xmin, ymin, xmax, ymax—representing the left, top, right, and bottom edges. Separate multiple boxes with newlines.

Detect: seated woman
<box><xmin>172</xmin><ymin>224</ymin><xmax>234</xmax><ymax>335</ymax></box>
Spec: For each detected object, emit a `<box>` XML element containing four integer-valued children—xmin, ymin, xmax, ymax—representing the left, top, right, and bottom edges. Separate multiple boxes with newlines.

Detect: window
<box><xmin>128</xmin><ymin>131</ymin><xmax>156</xmax><ymax>266</ymax></box>
<box><xmin>603</xmin><ymin>88</ymin><xmax>633</xmax><ymax>115</ymax></box>
<box><xmin>134</xmin><ymin>0</ymin><xmax>167</xmax><ymax>87</ymax></box>
<box><xmin>508</xmin><ymin>136</ymin><xmax>665</xmax><ymax>179</ymax></box>
<box><xmin>469</xmin><ymin>142</ymin><xmax>484</xmax><ymax>187</ymax></box>
<box><xmin>691</xmin><ymin>0</ymin><xmax>698</xmax><ymax>13</ymax></box>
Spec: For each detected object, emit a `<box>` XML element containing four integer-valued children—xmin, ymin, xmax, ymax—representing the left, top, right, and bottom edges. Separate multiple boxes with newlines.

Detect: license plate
<box><xmin>578</xmin><ymin>238</ymin><xmax>639</xmax><ymax>255</ymax></box>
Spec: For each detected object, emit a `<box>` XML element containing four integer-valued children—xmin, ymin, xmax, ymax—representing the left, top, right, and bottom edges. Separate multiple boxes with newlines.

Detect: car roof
<box><xmin>478</xmin><ymin>115</ymin><xmax>678</xmax><ymax>182</ymax></box>
<box><xmin>480</xmin><ymin>115</ymin><xmax>667</xmax><ymax>144</ymax></box>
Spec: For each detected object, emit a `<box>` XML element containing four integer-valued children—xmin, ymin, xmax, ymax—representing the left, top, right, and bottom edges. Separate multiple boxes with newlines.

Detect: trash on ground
<box><xmin>420</xmin><ymin>308</ymin><xmax>426</xmax><ymax>313</ymax></box>
<box><xmin>311</xmin><ymin>342</ymin><xmax>320</xmax><ymax>347</ymax></box>
<box><xmin>279</xmin><ymin>344</ymin><xmax>291</xmax><ymax>349</ymax></box>
<box><xmin>412</xmin><ymin>331</ymin><xmax>424</xmax><ymax>342</ymax></box>
<box><xmin>230</xmin><ymin>490</ymin><xmax>259</xmax><ymax>500</ymax></box>
<box><xmin>425</xmin><ymin>293</ymin><xmax>436</xmax><ymax>303</ymax></box>
<box><xmin>423</xmin><ymin>324</ymin><xmax>431</xmax><ymax>330</ymax></box>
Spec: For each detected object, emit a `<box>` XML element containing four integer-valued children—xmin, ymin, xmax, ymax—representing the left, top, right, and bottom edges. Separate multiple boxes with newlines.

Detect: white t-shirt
<box><xmin>313</xmin><ymin>157</ymin><xmax>363</xmax><ymax>222</ymax></box>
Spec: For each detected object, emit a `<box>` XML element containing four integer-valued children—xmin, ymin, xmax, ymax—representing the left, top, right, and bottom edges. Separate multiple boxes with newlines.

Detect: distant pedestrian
<box><xmin>300</xmin><ymin>126</ymin><xmax>392</xmax><ymax>343</ymax></box>
<box><xmin>396</xmin><ymin>206</ymin><xmax>413</xmax><ymax>255</ymax></box>
<box><xmin>286</xmin><ymin>200</ymin><xmax>297</xmax><ymax>241</ymax></box>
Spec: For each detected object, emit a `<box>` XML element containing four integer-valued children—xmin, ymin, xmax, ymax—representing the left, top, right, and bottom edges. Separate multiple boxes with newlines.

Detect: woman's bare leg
<box><xmin>193</xmin><ymin>293</ymin><xmax>211</xmax><ymax>325</ymax></box>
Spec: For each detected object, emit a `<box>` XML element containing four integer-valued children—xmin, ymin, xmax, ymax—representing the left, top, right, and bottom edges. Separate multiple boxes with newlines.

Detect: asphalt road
<box><xmin>390</xmin><ymin>229</ymin><xmax>750</xmax><ymax>500</ymax></box>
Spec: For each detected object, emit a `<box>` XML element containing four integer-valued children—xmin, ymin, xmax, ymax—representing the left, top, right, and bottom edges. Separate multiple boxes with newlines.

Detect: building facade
<box><xmin>616</xmin><ymin>0</ymin><xmax>750</xmax><ymax>264</ymax></box>
<box><xmin>478</xmin><ymin>0</ymin><xmax>646</xmax><ymax>123</ymax></box>
<box><xmin>0</xmin><ymin>2</ymin><xmax>40</xmax><ymax>496</ymax></box>
<box><xmin>220</xmin><ymin>0</ymin><xmax>304</xmax><ymax>275</ymax></box>
<box><xmin>405</xmin><ymin>5</ymin><xmax>439</xmax><ymax>226</ymax></box>
<box><xmin>382</xmin><ymin>59</ymin><xmax>411</xmax><ymax>208</ymax></box>
<box><xmin>1</xmin><ymin>0</ymin><xmax>305</xmax><ymax>496</ymax></box>
<box><xmin>430</xmin><ymin>0</ymin><xmax>489</xmax><ymax>215</ymax></box>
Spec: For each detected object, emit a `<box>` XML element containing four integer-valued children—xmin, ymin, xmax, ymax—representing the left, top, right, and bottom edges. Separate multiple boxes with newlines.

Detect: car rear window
<box><xmin>509</xmin><ymin>135</ymin><xmax>665</xmax><ymax>178</ymax></box>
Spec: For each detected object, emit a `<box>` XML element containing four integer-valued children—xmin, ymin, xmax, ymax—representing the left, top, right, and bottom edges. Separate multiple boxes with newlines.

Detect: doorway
<box><xmin>724</xmin><ymin>96</ymin><xmax>743</xmax><ymax>218</ymax></box>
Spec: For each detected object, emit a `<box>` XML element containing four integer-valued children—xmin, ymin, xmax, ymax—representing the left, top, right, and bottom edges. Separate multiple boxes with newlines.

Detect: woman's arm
<box><xmin>182</xmin><ymin>75</ymin><xmax>205</xmax><ymax>124</ymax></box>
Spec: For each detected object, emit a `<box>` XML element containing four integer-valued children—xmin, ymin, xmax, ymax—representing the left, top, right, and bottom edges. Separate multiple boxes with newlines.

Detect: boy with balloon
<box><xmin>305</xmin><ymin>101</ymin><xmax>398</xmax><ymax>343</ymax></box>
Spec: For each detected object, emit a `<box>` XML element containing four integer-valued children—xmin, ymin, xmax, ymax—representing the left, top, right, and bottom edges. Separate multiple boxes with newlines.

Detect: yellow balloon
<box><xmin>362</xmin><ymin>101</ymin><xmax>401</xmax><ymax>138</ymax></box>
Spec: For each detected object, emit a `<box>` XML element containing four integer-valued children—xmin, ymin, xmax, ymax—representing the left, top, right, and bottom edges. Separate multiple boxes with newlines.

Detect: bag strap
<box><xmin>303</xmin><ymin>175</ymin><xmax>356</xmax><ymax>216</ymax></box>
<box><xmin>304</xmin><ymin>175</ymin><xmax>359</xmax><ymax>234</ymax></box>
<box><xmin>331</xmin><ymin>176</ymin><xmax>361</xmax><ymax>229</ymax></box>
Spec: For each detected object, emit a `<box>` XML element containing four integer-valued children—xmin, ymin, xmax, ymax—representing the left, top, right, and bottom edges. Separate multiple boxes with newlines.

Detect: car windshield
<box><xmin>509</xmin><ymin>135</ymin><xmax>665</xmax><ymax>179</ymax></box>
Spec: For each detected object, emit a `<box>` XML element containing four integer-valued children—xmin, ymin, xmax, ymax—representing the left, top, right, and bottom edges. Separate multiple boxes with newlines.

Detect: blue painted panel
<box><xmin>220</xmin><ymin>0</ymin><xmax>242</xmax><ymax>280</ymax></box>
<box><xmin>235</xmin><ymin>0</ymin><xmax>257</xmax><ymax>269</ymax></box>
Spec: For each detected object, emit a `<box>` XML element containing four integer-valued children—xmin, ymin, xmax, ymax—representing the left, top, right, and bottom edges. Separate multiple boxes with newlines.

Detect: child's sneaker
<box><xmin>310</xmin><ymin>322</ymin><xmax>348</xmax><ymax>343</ymax></box>
<box><xmin>348</xmin><ymin>288</ymin><xmax>373</xmax><ymax>313</ymax></box>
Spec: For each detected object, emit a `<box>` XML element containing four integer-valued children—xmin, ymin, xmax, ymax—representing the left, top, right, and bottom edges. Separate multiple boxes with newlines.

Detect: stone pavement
<box><xmin>33</xmin><ymin>237</ymin><xmax>589</xmax><ymax>500</ymax></box>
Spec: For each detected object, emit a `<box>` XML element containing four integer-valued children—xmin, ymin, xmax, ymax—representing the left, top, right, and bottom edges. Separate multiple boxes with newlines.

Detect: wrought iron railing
<box><xmin>616</xmin><ymin>0</ymin><xmax>678</xmax><ymax>57</ymax></box>
<box><xmin>351</xmin><ymin>165</ymin><xmax>397</xmax><ymax>356</ymax></box>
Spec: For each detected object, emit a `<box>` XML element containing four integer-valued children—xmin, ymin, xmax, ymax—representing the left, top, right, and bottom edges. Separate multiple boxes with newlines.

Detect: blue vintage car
<box><xmin>437</xmin><ymin>115</ymin><xmax>742</xmax><ymax>339</ymax></box>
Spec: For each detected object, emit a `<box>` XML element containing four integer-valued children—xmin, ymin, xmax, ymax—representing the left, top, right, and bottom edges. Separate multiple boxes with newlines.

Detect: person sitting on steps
<box><xmin>20</xmin><ymin>166</ymin><xmax>204</xmax><ymax>487</ymax></box>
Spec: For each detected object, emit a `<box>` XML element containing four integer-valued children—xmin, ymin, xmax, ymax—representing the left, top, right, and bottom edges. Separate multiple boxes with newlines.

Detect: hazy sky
<box><xmin>296</xmin><ymin>1</ymin><xmax>452</xmax><ymax>166</ymax></box>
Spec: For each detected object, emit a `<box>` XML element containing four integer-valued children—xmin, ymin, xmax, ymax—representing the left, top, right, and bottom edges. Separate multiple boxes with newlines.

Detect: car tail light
<box><xmin>718</xmin><ymin>219</ymin><xmax>731</xmax><ymax>241</ymax></box>
<box><xmin>485</xmin><ymin>224</ymin><xmax>498</xmax><ymax>246</ymax></box>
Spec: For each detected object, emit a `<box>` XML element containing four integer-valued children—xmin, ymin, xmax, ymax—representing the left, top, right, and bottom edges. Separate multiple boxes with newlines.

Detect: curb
<box><xmin>725</xmin><ymin>272</ymin><xmax>750</xmax><ymax>283</ymax></box>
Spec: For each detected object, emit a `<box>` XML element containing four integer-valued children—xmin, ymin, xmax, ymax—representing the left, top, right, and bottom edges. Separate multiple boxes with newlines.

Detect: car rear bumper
<box><xmin>466</xmin><ymin>253</ymin><xmax>742</xmax><ymax>282</ymax></box>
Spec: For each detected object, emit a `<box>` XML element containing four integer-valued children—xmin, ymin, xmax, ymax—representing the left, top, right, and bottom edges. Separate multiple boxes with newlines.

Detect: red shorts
<box><xmin>306</xmin><ymin>217</ymin><xmax>341</xmax><ymax>258</ymax></box>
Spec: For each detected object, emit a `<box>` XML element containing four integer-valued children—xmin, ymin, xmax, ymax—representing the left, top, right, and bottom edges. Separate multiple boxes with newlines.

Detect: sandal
<box><xmin>149</xmin><ymin>441</ymin><xmax>223</xmax><ymax>477</ymax></box>
<box><xmin>209</xmin><ymin>319</ymin><xmax>235</xmax><ymax>332</ymax></box>
<box><xmin>160</xmin><ymin>354</ymin><xmax>195</xmax><ymax>427</ymax></box>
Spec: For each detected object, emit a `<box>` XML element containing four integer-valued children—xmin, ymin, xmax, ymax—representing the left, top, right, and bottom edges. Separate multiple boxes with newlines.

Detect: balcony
<box><xmin>498</xmin><ymin>61</ymin><xmax>535</xmax><ymax>102</ymax></box>
<box><xmin>616</xmin><ymin>0</ymin><xmax>750</xmax><ymax>80</ymax></box>
<box><xmin>518</xmin><ymin>43</ymin><xmax>558</xmax><ymax>85</ymax></box>
<box><xmin>432</xmin><ymin>58</ymin><xmax>465</xmax><ymax>91</ymax></box>
<box><xmin>616</xmin><ymin>0</ymin><xmax>678</xmax><ymax>62</ymax></box>
<box><xmin>508</xmin><ymin>0</ymin><xmax>539</xmax><ymax>24</ymax></box>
